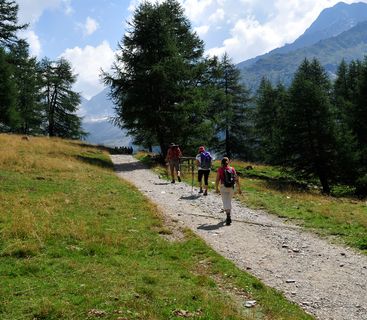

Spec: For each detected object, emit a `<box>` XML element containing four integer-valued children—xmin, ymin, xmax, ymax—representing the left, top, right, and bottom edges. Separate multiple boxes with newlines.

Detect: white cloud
<box><xmin>60</xmin><ymin>41</ymin><xmax>115</xmax><ymax>99</ymax></box>
<box><xmin>208</xmin><ymin>8</ymin><xmax>225</xmax><ymax>23</ymax></box>
<box><xmin>17</xmin><ymin>0</ymin><xmax>73</xmax><ymax>25</ymax></box>
<box><xmin>182</xmin><ymin>0</ymin><xmax>213</xmax><ymax>21</ymax></box>
<box><xmin>78</xmin><ymin>17</ymin><xmax>100</xmax><ymax>36</ymax></box>
<box><xmin>19</xmin><ymin>30</ymin><xmax>42</xmax><ymax>57</ymax></box>
<box><xmin>195</xmin><ymin>25</ymin><xmax>210</xmax><ymax>37</ymax></box>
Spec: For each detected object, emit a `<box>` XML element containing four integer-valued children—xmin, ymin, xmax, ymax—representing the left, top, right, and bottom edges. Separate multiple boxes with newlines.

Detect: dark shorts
<box><xmin>198</xmin><ymin>169</ymin><xmax>210</xmax><ymax>185</ymax></box>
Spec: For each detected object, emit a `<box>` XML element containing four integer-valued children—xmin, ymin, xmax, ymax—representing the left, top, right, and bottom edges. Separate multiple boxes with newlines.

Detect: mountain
<box><xmin>240</xmin><ymin>20</ymin><xmax>367</xmax><ymax>90</ymax></box>
<box><xmin>238</xmin><ymin>1</ymin><xmax>367</xmax><ymax>89</ymax></box>
<box><xmin>80</xmin><ymin>88</ymin><xmax>132</xmax><ymax>147</ymax></box>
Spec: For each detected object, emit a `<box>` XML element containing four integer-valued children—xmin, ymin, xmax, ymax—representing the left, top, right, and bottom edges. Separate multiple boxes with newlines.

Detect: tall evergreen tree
<box><xmin>40</xmin><ymin>58</ymin><xmax>85</xmax><ymax>139</ymax></box>
<box><xmin>209</xmin><ymin>53</ymin><xmax>251</xmax><ymax>159</ymax></box>
<box><xmin>254</xmin><ymin>78</ymin><xmax>288</xmax><ymax>163</ymax></box>
<box><xmin>281</xmin><ymin>58</ymin><xmax>337</xmax><ymax>194</ymax></box>
<box><xmin>353</xmin><ymin>58</ymin><xmax>367</xmax><ymax>150</ymax></box>
<box><xmin>8</xmin><ymin>40</ymin><xmax>44</xmax><ymax>134</ymax></box>
<box><xmin>0</xmin><ymin>47</ymin><xmax>18</xmax><ymax>130</ymax></box>
<box><xmin>333</xmin><ymin>59</ymin><xmax>360</xmax><ymax>185</ymax></box>
<box><xmin>0</xmin><ymin>0</ymin><xmax>27</xmax><ymax>47</ymax></box>
<box><xmin>103</xmin><ymin>0</ymin><xmax>208</xmax><ymax>156</ymax></box>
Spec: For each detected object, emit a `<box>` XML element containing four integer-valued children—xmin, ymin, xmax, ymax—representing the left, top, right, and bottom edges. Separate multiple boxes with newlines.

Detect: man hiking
<box><xmin>165</xmin><ymin>143</ymin><xmax>182</xmax><ymax>183</ymax></box>
<box><xmin>195</xmin><ymin>146</ymin><xmax>212</xmax><ymax>196</ymax></box>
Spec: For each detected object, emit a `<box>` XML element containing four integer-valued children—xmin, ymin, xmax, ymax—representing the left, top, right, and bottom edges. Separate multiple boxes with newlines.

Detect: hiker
<box><xmin>215</xmin><ymin>157</ymin><xmax>242</xmax><ymax>225</ymax></box>
<box><xmin>165</xmin><ymin>142</ymin><xmax>182</xmax><ymax>183</ymax></box>
<box><xmin>195</xmin><ymin>146</ymin><xmax>212</xmax><ymax>196</ymax></box>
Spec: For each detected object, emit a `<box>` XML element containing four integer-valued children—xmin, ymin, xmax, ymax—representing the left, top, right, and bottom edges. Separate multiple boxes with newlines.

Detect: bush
<box><xmin>355</xmin><ymin>174</ymin><xmax>367</xmax><ymax>197</ymax></box>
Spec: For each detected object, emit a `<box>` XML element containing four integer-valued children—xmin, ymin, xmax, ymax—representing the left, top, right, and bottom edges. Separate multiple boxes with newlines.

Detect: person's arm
<box><xmin>195</xmin><ymin>154</ymin><xmax>200</xmax><ymax>167</ymax></box>
<box><xmin>215</xmin><ymin>169</ymin><xmax>221</xmax><ymax>193</ymax></box>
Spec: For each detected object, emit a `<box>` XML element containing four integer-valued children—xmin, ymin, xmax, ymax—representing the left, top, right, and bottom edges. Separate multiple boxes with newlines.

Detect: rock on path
<box><xmin>111</xmin><ymin>155</ymin><xmax>367</xmax><ymax>320</ymax></box>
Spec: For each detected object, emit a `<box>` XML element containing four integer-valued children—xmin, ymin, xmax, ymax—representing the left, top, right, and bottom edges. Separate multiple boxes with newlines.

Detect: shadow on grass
<box><xmin>263</xmin><ymin>179</ymin><xmax>310</xmax><ymax>192</ymax></box>
<box><xmin>76</xmin><ymin>155</ymin><xmax>114</xmax><ymax>169</ymax></box>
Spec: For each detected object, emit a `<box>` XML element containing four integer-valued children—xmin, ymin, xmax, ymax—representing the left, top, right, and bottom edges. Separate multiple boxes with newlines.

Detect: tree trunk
<box><xmin>318</xmin><ymin>171</ymin><xmax>330</xmax><ymax>195</ymax></box>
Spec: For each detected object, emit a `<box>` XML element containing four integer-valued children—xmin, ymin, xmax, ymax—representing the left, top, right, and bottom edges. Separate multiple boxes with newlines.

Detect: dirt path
<box><xmin>111</xmin><ymin>155</ymin><xmax>367</xmax><ymax>320</ymax></box>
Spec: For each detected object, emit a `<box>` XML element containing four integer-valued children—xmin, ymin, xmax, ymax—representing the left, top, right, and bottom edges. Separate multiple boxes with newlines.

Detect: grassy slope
<box><xmin>139</xmin><ymin>154</ymin><xmax>367</xmax><ymax>253</ymax></box>
<box><xmin>0</xmin><ymin>135</ymin><xmax>312</xmax><ymax>320</ymax></box>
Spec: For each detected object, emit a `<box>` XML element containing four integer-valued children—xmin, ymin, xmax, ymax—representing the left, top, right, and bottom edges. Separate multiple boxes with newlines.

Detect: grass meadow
<box><xmin>0</xmin><ymin>134</ymin><xmax>313</xmax><ymax>320</ymax></box>
<box><xmin>138</xmin><ymin>153</ymin><xmax>367</xmax><ymax>254</ymax></box>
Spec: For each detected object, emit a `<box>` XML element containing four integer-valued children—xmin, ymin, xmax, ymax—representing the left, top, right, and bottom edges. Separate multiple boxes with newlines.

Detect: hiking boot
<box><xmin>171</xmin><ymin>179</ymin><xmax>175</xmax><ymax>183</ymax></box>
<box><xmin>177</xmin><ymin>176</ymin><xmax>181</xmax><ymax>182</ymax></box>
<box><xmin>198</xmin><ymin>188</ymin><xmax>203</xmax><ymax>193</ymax></box>
<box><xmin>225</xmin><ymin>215</ymin><xmax>232</xmax><ymax>225</ymax></box>
<box><xmin>203</xmin><ymin>190</ymin><xmax>208</xmax><ymax>196</ymax></box>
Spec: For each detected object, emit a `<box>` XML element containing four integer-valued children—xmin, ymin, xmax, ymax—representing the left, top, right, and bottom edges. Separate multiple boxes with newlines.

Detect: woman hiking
<box><xmin>215</xmin><ymin>157</ymin><xmax>242</xmax><ymax>225</ymax></box>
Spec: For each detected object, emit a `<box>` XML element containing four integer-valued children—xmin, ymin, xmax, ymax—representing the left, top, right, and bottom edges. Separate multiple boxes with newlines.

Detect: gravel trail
<box><xmin>111</xmin><ymin>154</ymin><xmax>367</xmax><ymax>320</ymax></box>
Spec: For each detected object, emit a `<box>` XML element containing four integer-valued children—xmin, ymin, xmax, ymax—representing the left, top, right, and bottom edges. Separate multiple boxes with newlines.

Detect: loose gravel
<box><xmin>111</xmin><ymin>155</ymin><xmax>367</xmax><ymax>320</ymax></box>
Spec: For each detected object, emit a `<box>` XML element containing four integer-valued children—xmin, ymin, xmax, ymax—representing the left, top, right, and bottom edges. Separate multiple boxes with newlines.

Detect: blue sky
<box><xmin>16</xmin><ymin>0</ymin><xmax>367</xmax><ymax>99</ymax></box>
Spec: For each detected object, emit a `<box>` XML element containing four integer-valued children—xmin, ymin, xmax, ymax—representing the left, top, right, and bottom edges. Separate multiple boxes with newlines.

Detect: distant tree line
<box><xmin>0</xmin><ymin>0</ymin><xmax>85</xmax><ymax>139</ymax></box>
<box><xmin>105</xmin><ymin>0</ymin><xmax>367</xmax><ymax>196</ymax></box>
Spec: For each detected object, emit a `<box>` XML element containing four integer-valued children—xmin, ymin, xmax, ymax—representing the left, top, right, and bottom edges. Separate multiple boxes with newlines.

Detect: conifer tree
<box><xmin>333</xmin><ymin>59</ymin><xmax>360</xmax><ymax>185</ymax></box>
<box><xmin>40</xmin><ymin>58</ymin><xmax>85</xmax><ymax>139</ymax></box>
<box><xmin>0</xmin><ymin>47</ymin><xmax>18</xmax><ymax>130</ymax></box>
<box><xmin>0</xmin><ymin>0</ymin><xmax>27</xmax><ymax>47</ymax></box>
<box><xmin>254</xmin><ymin>78</ymin><xmax>288</xmax><ymax>163</ymax></box>
<box><xmin>103</xmin><ymin>0</ymin><xmax>208</xmax><ymax>156</ymax></box>
<box><xmin>209</xmin><ymin>53</ymin><xmax>251</xmax><ymax>159</ymax></box>
<box><xmin>281</xmin><ymin>58</ymin><xmax>337</xmax><ymax>194</ymax></box>
<box><xmin>8</xmin><ymin>40</ymin><xmax>44</xmax><ymax>134</ymax></box>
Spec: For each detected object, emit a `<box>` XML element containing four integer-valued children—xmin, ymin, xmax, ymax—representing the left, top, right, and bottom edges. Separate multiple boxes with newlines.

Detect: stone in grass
<box><xmin>244</xmin><ymin>300</ymin><xmax>257</xmax><ymax>308</ymax></box>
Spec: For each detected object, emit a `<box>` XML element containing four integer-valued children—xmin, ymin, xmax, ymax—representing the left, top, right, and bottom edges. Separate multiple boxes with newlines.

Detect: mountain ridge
<box><xmin>237</xmin><ymin>1</ymin><xmax>367</xmax><ymax>71</ymax></box>
<box><xmin>238</xmin><ymin>3</ymin><xmax>367</xmax><ymax>91</ymax></box>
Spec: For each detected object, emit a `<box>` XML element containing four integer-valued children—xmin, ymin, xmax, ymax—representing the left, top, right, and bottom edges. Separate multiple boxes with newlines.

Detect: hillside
<box><xmin>240</xmin><ymin>20</ymin><xmax>367</xmax><ymax>90</ymax></box>
<box><xmin>0</xmin><ymin>134</ymin><xmax>313</xmax><ymax>319</ymax></box>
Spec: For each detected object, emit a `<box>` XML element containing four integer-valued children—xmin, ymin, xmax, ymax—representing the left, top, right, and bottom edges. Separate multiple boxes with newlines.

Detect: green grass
<box><xmin>137</xmin><ymin>152</ymin><xmax>367</xmax><ymax>253</ymax></box>
<box><xmin>0</xmin><ymin>135</ymin><xmax>313</xmax><ymax>320</ymax></box>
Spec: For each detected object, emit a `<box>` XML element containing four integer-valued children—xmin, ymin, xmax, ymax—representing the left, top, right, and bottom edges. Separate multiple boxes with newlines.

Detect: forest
<box><xmin>0</xmin><ymin>0</ymin><xmax>85</xmax><ymax>139</ymax></box>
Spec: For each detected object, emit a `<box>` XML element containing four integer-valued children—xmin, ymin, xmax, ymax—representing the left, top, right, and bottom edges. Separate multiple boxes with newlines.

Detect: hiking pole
<box><xmin>191</xmin><ymin>158</ymin><xmax>194</xmax><ymax>193</ymax></box>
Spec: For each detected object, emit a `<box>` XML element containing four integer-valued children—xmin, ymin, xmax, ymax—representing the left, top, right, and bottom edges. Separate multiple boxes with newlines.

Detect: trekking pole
<box><xmin>191</xmin><ymin>158</ymin><xmax>194</xmax><ymax>193</ymax></box>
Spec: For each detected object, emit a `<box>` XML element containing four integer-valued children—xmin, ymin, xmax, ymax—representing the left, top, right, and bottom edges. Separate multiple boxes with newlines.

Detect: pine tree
<box><xmin>8</xmin><ymin>40</ymin><xmax>44</xmax><ymax>134</ymax></box>
<box><xmin>0</xmin><ymin>0</ymin><xmax>27</xmax><ymax>47</ymax></box>
<box><xmin>281</xmin><ymin>58</ymin><xmax>337</xmax><ymax>194</ymax></box>
<box><xmin>103</xmin><ymin>0</ymin><xmax>208</xmax><ymax>156</ymax></box>
<box><xmin>40</xmin><ymin>58</ymin><xmax>85</xmax><ymax>139</ymax></box>
<box><xmin>254</xmin><ymin>78</ymin><xmax>288</xmax><ymax>163</ymax></box>
<box><xmin>333</xmin><ymin>59</ymin><xmax>360</xmax><ymax>185</ymax></box>
<box><xmin>0</xmin><ymin>47</ymin><xmax>18</xmax><ymax>130</ymax></box>
<box><xmin>209</xmin><ymin>53</ymin><xmax>251</xmax><ymax>159</ymax></box>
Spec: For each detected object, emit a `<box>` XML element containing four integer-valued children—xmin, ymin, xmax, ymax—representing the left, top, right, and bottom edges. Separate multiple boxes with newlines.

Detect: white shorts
<box><xmin>220</xmin><ymin>184</ymin><xmax>234</xmax><ymax>210</ymax></box>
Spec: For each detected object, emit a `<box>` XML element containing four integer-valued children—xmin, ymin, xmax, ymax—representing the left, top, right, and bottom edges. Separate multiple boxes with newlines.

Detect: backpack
<box><xmin>223</xmin><ymin>167</ymin><xmax>235</xmax><ymax>188</ymax></box>
<box><xmin>200</xmin><ymin>151</ymin><xmax>212</xmax><ymax>170</ymax></box>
